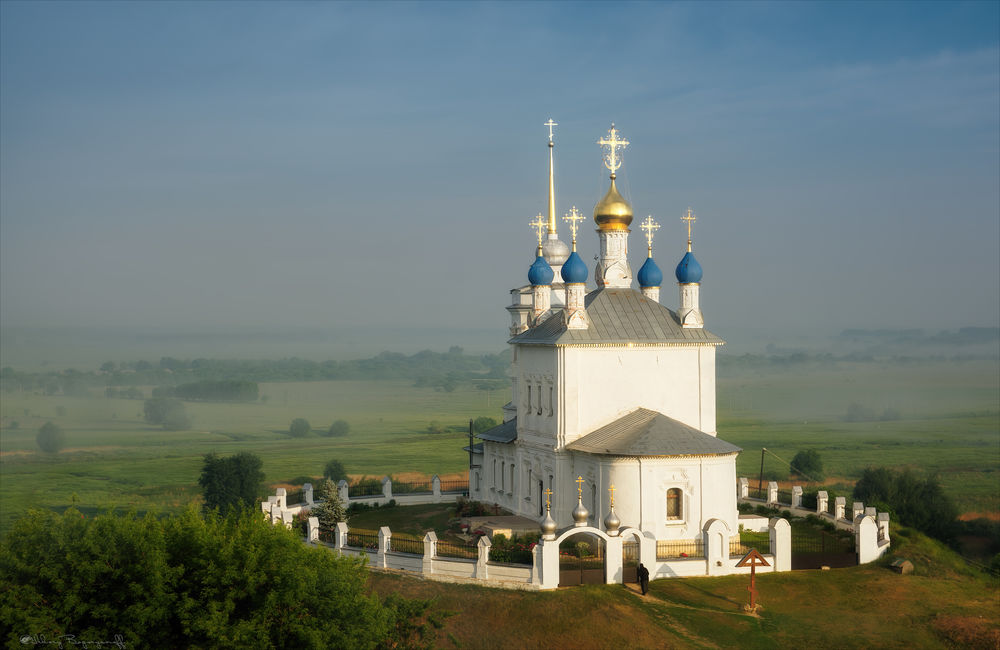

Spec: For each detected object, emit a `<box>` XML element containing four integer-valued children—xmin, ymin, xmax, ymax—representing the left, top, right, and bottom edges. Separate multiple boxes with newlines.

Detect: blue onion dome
<box><xmin>528</xmin><ymin>254</ymin><xmax>554</xmax><ymax>286</ymax></box>
<box><xmin>675</xmin><ymin>251</ymin><xmax>703</xmax><ymax>283</ymax></box>
<box><xmin>637</xmin><ymin>256</ymin><xmax>663</xmax><ymax>288</ymax></box>
<box><xmin>560</xmin><ymin>251</ymin><xmax>588</xmax><ymax>284</ymax></box>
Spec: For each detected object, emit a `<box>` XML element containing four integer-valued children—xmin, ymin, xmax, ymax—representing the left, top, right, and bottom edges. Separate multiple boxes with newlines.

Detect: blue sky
<box><xmin>1</xmin><ymin>1</ymin><xmax>997</xmax><ymax>355</ymax></box>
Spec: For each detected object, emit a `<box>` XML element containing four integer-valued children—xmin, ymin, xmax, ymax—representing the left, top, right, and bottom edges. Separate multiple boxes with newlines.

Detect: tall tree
<box><xmin>198</xmin><ymin>452</ymin><xmax>264</xmax><ymax>514</ymax></box>
<box><xmin>312</xmin><ymin>479</ymin><xmax>346</xmax><ymax>529</ymax></box>
<box><xmin>35</xmin><ymin>421</ymin><xmax>65</xmax><ymax>453</ymax></box>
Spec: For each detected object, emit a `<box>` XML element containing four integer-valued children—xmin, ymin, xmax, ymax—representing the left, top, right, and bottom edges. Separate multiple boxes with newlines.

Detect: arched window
<box><xmin>475</xmin><ymin>472</ymin><xmax>481</xmax><ymax>491</ymax></box>
<box><xmin>667</xmin><ymin>488</ymin><xmax>682</xmax><ymax>520</ymax></box>
<box><xmin>536</xmin><ymin>385</ymin><xmax>543</xmax><ymax>414</ymax></box>
<box><xmin>509</xmin><ymin>464</ymin><xmax>515</xmax><ymax>494</ymax></box>
<box><xmin>548</xmin><ymin>386</ymin><xmax>554</xmax><ymax>416</ymax></box>
<box><xmin>590</xmin><ymin>484</ymin><xmax>597</xmax><ymax>520</ymax></box>
<box><xmin>526</xmin><ymin>385</ymin><xmax>532</xmax><ymax>411</ymax></box>
<box><xmin>501</xmin><ymin>462</ymin><xmax>505</xmax><ymax>491</ymax></box>
<box><xmin>492</xmin><ymin>460</ymin><xmax>497</xmax><ymax>488</ymax></box>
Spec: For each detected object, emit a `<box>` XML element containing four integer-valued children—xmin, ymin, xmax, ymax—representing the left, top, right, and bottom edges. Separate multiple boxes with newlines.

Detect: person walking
<box><xmin>637</xmin><ymin>562</ymin><xmax>650</xmax><ymax>595</ymax></box>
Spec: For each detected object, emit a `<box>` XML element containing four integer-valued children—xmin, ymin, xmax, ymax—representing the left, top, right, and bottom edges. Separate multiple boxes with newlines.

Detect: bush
<box><xmin>144</xmin><ymin>398</ymin><xmax>190</xmax><ymax>430</ymax></box>
<box><xmin>289</xmin><ymin>418</ymin><xmax>311</xmax><ymax>437</ymax></box>
<box><xmin>36</xmin><ymin>421</ymin><xmax>65</xmax><ymax>453</ymax></box>
<box><xmin>327</xmin><ymin>420</ymin><xmax>350</xmax><ymax>437</ymax></box>
<box><xmin>790</xmin><ymin>450</ymin><xmax>824</xmax><ymax>481</ymax></box>
<box><xmin>324</xmin><ymin>459</ymin><xmax>348</xmax><ymax>482</ymax></box>
<box><xmin>472</xmin><ymin>416</ymin><xmax>498</xmax><ymax>434</ymax></box>
<box><xmin>853</xmin><ymin>466</ymin><xmax>959</xmax><ymax>542</ymax></box>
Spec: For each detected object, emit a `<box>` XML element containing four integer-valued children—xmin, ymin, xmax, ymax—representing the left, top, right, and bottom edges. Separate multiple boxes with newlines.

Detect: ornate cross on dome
<box><xmin>563</xmin><ymin>206</ymin><xmax>584</xmax><ymax>249</ymax></box>
<box><xmin>575</xmin><ymin>476</ymin><xmax>585</xmax><ymax>499</ymax></box>
<box><xmin>530</xmin><ymin>213</ymin><xmax>547</xmax><ymax>247</ymax></box>
<box><xmin>682</xmin><ymin>207</ymin><xmax>696</xmax><ymax>251</ymax></box>
<box><xmin>641</xmin><ymin>216</ymin><xmax>660</xmax><ymax>253</ymax></box>
<box><xmin>608</xmin><ymin>484</ymin><xmax>616</xmax><ymax>508</ymax></box>
<box><xmin>597</xmin><ymin>123</ymin><xmax>629</xmax><ymax>175</ymax></box>
<box><xmin>544</xmin><ymin>118</ymin><xmax>557</xmax><ymax>143</ymax></box>
<box><xmin>544</xmin><ymin>488</ymin><xmax>553</xmax><ymax>510</ymax></box>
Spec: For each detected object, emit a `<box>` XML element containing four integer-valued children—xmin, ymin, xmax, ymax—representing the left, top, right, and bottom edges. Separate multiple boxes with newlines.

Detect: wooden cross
<box><xmin>641</xmin><ymin>216</ymin><xmax>660</xmax><ymax>252</ymax></box>
<box><xmin>544</xmin><ymin>488</ymin><xmax>553</xmax><ymax>510</ymax></box>
<box><xmin>735</xmin><ymin>549</ymin><xmax>771</xmax><ymax>611</ymax></box>
<box><xmin>575</xmin><ymin>476</ymin><xmax>585</xmax><ymax>499</ymax></box>
<box><xmin>597</xmin><ymin>123</ymin><xmax>629</xmax><ymax>173</ymax></box>
<box><xmin>563</xmin><ymin>206</ymin><xmax>585</xmax><ymax>247</ymax></box>
<box><xmin>608</xmin><ymin>484</ymin><xmax>616</xmax><ymax>508</ymax></box>
<box><xmin>530</xmin><ymin>213</ymin><xmax>547</xmax><ymax>246</ymax></box>
<box><xmin>544</xmin><ymin>118</ymin><xmax>558</xmax><ymax>142</ymax></box>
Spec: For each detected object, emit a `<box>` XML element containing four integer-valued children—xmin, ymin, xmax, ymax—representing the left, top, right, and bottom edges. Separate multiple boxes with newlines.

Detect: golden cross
<box><xmin>597</xmin><ymin>123</ymin><xmax>629</xmax><ymax>174</ymax></box>
<box><xmin>575</xmin><ymin>476</ymin><xmax>584</xmax><ymax>499</ymax></box>
<box><xmin>641</xmin><ymin>216</ymin><xmax>660</xmax><ymax>252</ymax></box>
<box><xmin>544</xmin><ymin>118</ymin><xmax>557</xmax><ymax>143</ymax></box>
<box><xmin>530</xmin><ymin>213</ymin><xmax>547</xmax><ymax>247</ymax></box>
<box><xmin>544</xmin><ymin>488</ymin><xmax>553</xmax><ymax>510</ymax></box>
<box><xmin>682</xmin><ymin>207</ymin><xmax>696</xmax><ymax>249</ymax></box>
<box><xmin>563</xmin><ymin>206</ymin><xmax>585</xmax><ymax>248</ymax></box>
<box><xmin>608</xmin><ymin>484</ymin><xmax>616</xmax><ymax>508</ymax></box>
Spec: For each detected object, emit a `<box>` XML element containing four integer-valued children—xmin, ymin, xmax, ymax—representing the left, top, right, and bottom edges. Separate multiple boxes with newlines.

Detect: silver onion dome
<box><xmin>540</xmin><ymin>509</ymin><xmax>558</xmax><ymax>539</ymax></box>
<box><xmin>542</xmin><ymin>235</ymin><xmax>570</xmax><ymax>268</ymax></box>
<box><xmin>603</xmin><ymin>506</ymin><xmax>620</xmax><ymax>536</ymax></box>
<box><xmin>572</xmin><ymin>496</ymin><xmax>589</xmax><ymax>527</ymax></box>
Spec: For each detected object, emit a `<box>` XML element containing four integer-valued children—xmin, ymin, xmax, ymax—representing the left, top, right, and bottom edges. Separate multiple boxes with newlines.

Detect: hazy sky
<box><xmin>2</xmin><ymin>1</ymin><xmax>998</xmax><ymax>353</ymax></box>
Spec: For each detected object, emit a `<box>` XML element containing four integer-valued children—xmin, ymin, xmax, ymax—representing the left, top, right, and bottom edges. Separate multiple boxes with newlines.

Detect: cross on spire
<box><xmin>530</xmin><ymin>213</ymin><xmax>547</xmax><ymax>250</ymax></box>
<box><xmin>544</xmin><ymin>118</ymin><xmax>557</xmax><ymax>143</ymax></box>
<box><xmin>575</xmin><ymin>476</ymin><xmax>585</xmax><ymax>499</ymax></box>
<box><xmin>544</xmin><ymin>488</ymin><xmax>553</xmax><ymax>510</ymax></box>
<box><xmin>563</xmin><ymin>206</ymin><xmax>585</xmax><ymax>250</ymax></box>
<box><xmin>597</xmin><ymin>123</ymin><xmax>629</xmax><ymax>175</ymax></box>
<box><xmin>682</xmin><ymin>207</ymin><xmax>696</xmax><ymax>251</ymax></box>
<box><xmin>641</xmin><ymin>216</ymin><xmax>660</xmax><ymax>254</ymax></box>
<box><xmin>608</xmin><ymin>484</ymin><xmax>616</xmax><ymax>508</ymax></box>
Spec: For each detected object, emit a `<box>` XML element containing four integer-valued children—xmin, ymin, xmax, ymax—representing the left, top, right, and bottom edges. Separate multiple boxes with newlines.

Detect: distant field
<box><xmin>0</xmin><ymin>359</ymin><xmax>997</xmax><ymax>535</ymax></box>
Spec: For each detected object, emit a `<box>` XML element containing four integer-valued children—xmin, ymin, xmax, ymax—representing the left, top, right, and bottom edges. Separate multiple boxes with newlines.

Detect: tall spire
<box><xmin>682</xmin><ymin>207</ymin><xmax>696</xmax><ymax>252</ymax></box>
<box><xmin>641</xmin><ymin>215</ymin><xmax>660</xmax><ymax>258</ymax></box>
<box><xmin>545</xmin><ymin>118</ymin><xmax>557</xmax><ymax>235</ymax></box>
<box><xmin>593</xmin><ymin>123</ymin><xmax>634</xmax><ymax>287</ymax></box>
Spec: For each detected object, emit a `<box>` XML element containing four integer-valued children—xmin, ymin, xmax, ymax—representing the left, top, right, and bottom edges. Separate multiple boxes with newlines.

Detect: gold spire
<box><xmin>563</xmin><ymin>206</ymin><xmax>584</xmax><ymax>251</ymax></box>
<box><xmin>545</xmin><ymin>118</ymin><xmax>558</xmax><ymax>235</ymax></box>
<box><xmin>575</xmin><ymin>475</ymin><xmax>584</xmax><ymax>499</ymax></box>
<box><xmin>594</xmin><ymin>124</ymin><xmax>633</xmax><ymax>231</ymax></box>
<box><xmin>609</xmin><ymin>484</ymin><xmax>616</xmax><ymax>508</ymax></box>
<box><xmin>641</xmin><ymin>216</ymin><xmax>660</xmax><ymax>257</ymax></box>
<box><xmin>530</xmin><ymin>213</ymin><xmax>546</xmax><ymax>255</ymax></box>
<box><xmin>597</xmin><ymin>123</ymin><xmax>629</xmax><ymax>179</ymax></box>
<box><xmin>682</xmin><ymin>207</ymin><xmax>696</xmax><ymax>252</ymax></box>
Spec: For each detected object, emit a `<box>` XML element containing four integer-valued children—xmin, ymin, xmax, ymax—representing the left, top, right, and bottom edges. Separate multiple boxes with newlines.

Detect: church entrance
<box><xmin>622</xmin><ymin>536</ymin><xmax>639</xmax><ymax>584</ymax></box>
<box><xmin>558</xmin><ymin>532</ymin><xmax>606</xmax><ymax>586</ymax></box>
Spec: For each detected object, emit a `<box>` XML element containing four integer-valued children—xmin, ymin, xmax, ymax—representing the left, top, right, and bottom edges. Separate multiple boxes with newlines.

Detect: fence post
<box><xmin>303</xmin><ymin>483</ymin><xmax>314</xmax><ymax>506</ymax></box>
<box><xmin>738</xmin><ymin>477</ymin><xmax>749</xmax><ymax>499</ymax></box>
<box><xmin>816</xmin><ymin>491</ymin><xmax>828</xmax><ymax>515</ymax></box>
<box><xmin>265</xmin><ymin>496</ymin><xmax>277</xmax><ymax>515</ymax></box>
<box><xmin>432</xmin><ymin>475</ymin><xmax>441</xmax><ymax>502</ymax></box>
<box><xmin>877</xmin><ymin>513</ymin><xmax>890</xmax><ymax>544</ymax></box>
<box><xmin>856</xmin><ymin>515</ymin><xmax>881</xmax><ymax>563</ymax></box>
<box><xmin>378</xmin><ymin>526</ymin><xmax>391</xmax><ymax>568</ymax></box>
<box><xmin>852</xmin><ymin>502</ymin><xmax>864</xmax><ymax>522</ymax></box>
<box><xmin>791</xmin><ymin>486</ymin><xmax>803</xmax><ymax>509</ymax></box>
<box><xmin>538</xmin><ymin>538</ymin><xmax>559</xmax><ymax>589</ymax></box>
<box><xmin>270</xmin><ymin>507</ymin><xmax>282</xmax><ymax>526</ymax></box>
<box><xmin>704</xmin><ymin>518</ymin><xmax>730</xmax><ymax>576</ymax></box>
<box><xmin>834</xmin><ymin>496</ymin><xmax>846</xmax><ymax>520</ymax></box>
<box><xmin>768</xmin><ymin>518</ymin><xmax>791</xmax><ymax>572</ymax></box>
<box><xmin>381</xmin><ymin>476</ymin><xmax>393</xmax><ymax>501</ymax></box>
<box><xmin>476</xmin><ymin>535</ymin><xmax>491</xmax><ymax>580</ymax></box>
<box><xmin>338</xmin><ymin>479</ymin><xmax>350</xmax><ymax>504</ymax></box>
<box><xmin>865</xmin><ymin>506</ymin><xmax>876</xmax><ymax>518</ymax></box>
<box><xmin>307</xmin><ymin>516</ymin><xmax>319</xmax><ymax>543</ymax></box>
<box><xmin>334</xmin><ymin>522</ymin><xmax>348</xmax><ymax>553</ymax></box>
<box><xmin>281</xmin><ymin>509</ymin><xmax>294</xmax><ymax>530</ymax></box>
<box><xmin>767</xmin><ymin>481</ymin><xmax>778</xmax><ymax>505</ymax></box>
<box><xmin>605</xmin><ymin>535</ymin><xmax>623</xmax><ymax>585</ymax></box>
<box><xmin>422</xmin><ymin>531</ymin><xmax>437</xmax><ymax>576</ymax></box>
<box><xmin>275</xmin><ymin>488</ymin><xmax>287</xmax><ymax>509</ymax></box>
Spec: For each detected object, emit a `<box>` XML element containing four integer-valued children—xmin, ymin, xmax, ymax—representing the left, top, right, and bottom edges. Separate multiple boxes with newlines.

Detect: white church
<box><xmin>468</xmin><ymin>122</ymin><xmax>742</xmax><ymax>548</ymax></box>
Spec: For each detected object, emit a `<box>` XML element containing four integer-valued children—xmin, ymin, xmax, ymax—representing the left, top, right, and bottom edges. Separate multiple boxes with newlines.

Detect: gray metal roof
<box><xmin>566</xmin><ymin>408</ymin><xmax>741</xmax><ymax>457</ymax></box>
<box><xmin>509</xmin><ymin>288</ymin><xmax>724</xmax><ymax>346</ymax></box>
<box><xmin>463</xmin><ymin>442</ymin><xmax>484</xmax><ymax>454</ymax></box>
<box><xmin>477</xmin><ymin>418</ymin><xmax>517</xmax><ymax>444</ymax></box>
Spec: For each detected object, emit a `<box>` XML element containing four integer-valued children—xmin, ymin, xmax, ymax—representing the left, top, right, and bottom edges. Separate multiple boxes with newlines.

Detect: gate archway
<box><xmin>621</xmin><ymin>530</ymin><xmax>641</xmax><ymax>584</ymax></box>
<box><xmin>557</xmin><ymin>530</ymin><xmax>606</xmax><ymax>586</ymax></box>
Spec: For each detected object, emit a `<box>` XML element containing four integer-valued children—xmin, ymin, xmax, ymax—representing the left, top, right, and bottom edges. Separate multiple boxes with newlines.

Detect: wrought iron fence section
<box><xmin>389</xmin><ymin>535</ymin><xmax>424</xmax><ymax>555</ymax></box>
<box><xmin>435</xmin><ymin>540</ymin><xmax>478</xmax><ymax>560</ymax></box>
<box><xmin>391</xmin><ymin>481</ymin><xmax>432</xmax><ymax>495</ymax></box>
<box><xmin>345</xmin><ymin>528</ymin><xmax>379</xmax><ymax>551</ymax></box>
<box><xmin>349</xmin><ymin>482</ymin><xmax>383</xmax><ymax>497</ymax></box>
<box><xmin>285</xmin><ymin>489</ymin><xmax>304</xmax><ymax>505</ymax></box>
<box><xmin>732</xmin><ymin>533</ymin><xmax>769</xmax><ymax>556</ymax></box>
<box><xmin>439</xmin><ymin>479</ymin><xmax>469</xmax><ymax>493</ymax></box>
<box><xmin>655</xmin><ymin>539</ymin><xmax>704</xmax><ymax>560</ymax></box>
<box><xmin>776</xmin><ymin>489</ymin><xmax>793</xmax><ymax>505</ymax></box>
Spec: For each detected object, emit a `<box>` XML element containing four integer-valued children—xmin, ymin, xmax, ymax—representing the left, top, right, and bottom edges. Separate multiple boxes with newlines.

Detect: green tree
<box><xmin>324</xmin><ymin>459</ymin><xmax>348</xmax><ymax>482</ymax></box>
<box><xmin>472</xmin><ymin>416</ymin><xmax>498</xmax><ymax>434</ymax></box>
<box><xmin>312</xmin><ymin>479</ymin><xmax>347</xmax><ymax>529</ymax></box>
<box><xmin>0</xmin><ymin>507</ymin><xmax>433</xmax><ymax>648</ymax></box>
<box><xmin>327</xmin><ymin>419</ymin><xmax>351</xmax><ymax>436</ymax></box>
<box><xmin>790</xmin><ymin>449</ymin><xmax>824</xmax><ymax>481</ymax></box>
<box><xmin>36</xmin><ymin>421</ymin><xmax>66</xmax><ymax>453</ymax></box>
<box><xmin>144</xmin><ymin>397</ymin><xmax>190</xmax><ymax>429</ymax></box>
<box><xmin>289</xmin><ymin>418</ymin><xmax>311</xmax><ymax>437</ymax></box>
<box><xmin>853</xmin><ymin>466</ymin><xmax>959</xmax><ymax>542</ymax></box>
<box><xmin>198</xmin><ymin>452</ymin><xmax>264</xmax><ymax>515</ymax></box>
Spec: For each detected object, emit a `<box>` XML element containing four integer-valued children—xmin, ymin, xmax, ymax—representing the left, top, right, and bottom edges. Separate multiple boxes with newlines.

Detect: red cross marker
<box><xmin>735</xmin><ymin>549</ymin><xmax>771</xmax><ymax>611</ymax></box>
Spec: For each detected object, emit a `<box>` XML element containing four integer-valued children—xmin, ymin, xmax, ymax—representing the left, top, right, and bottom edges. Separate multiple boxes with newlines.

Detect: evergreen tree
<box><xmin>312</xmin><ymin>479</ymin><xmax>346</xmax><ymax>530</ymax></box>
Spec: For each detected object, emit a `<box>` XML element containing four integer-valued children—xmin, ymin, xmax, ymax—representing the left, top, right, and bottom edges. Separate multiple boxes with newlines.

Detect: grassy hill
<box><xmin>368</xmin><ymin>527</ymin><xmax>999</xmax><ymax>649</ymax></box>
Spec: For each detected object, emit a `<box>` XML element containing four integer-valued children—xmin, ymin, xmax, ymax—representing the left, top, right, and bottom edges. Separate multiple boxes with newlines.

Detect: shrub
<box><xmin>289</xmin><ymin>418</ymin><xmax>311</xmax><ymax>437</ymax></box>
<box><xmin>36</xmin><ymin>421</ymin><xmax>65</xmax><ymax>453</ymax></box>
<box><xmin>472</xmin><ymin>416</ymin><xmax>498</xmax><ymax>434</ymax></box>
<box><xmin>324</xmin><ymin>459</ymin><xmax>348</xmax><ymax>482</ymax></box>
<box><xmin>790</xmin><ymin>449</ymin><xmax>824</xmax><ymax>481</ymax></box>
<box><xmin>144</xmin><ymin>397</ymin><xmax>190</xmax><ymax>430</ymax></box>
<box><xmin>327</xmin><ymin>420</ymin><xmax>350</xmax><ymax>437</ymax></box>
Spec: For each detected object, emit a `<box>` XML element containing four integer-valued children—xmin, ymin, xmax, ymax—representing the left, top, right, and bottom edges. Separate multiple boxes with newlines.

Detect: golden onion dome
<box><xmin>593</xmin><ymin>176</ymin><xmax>633</xmax><ymax>231</ymax></box>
